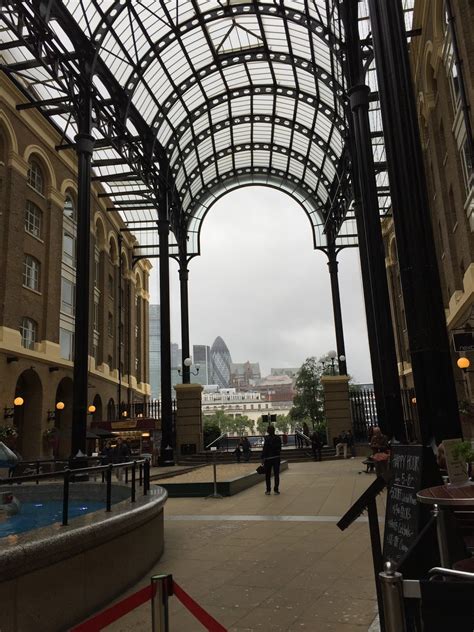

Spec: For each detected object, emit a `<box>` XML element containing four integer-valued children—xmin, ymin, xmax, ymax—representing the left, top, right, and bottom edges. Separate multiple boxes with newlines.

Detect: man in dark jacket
<box><xmin>261</xmin><ymin>425</ymin><xmax>282</xmax><ymax>495</ymax></box>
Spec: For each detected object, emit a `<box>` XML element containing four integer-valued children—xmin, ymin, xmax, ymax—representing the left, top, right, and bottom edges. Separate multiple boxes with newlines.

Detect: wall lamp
<box><xmin>47</xmin><ymin>401</ymin><xmax>65</xmax><ymax>421</ymax></box>
<box><xmin>88</xmin><ymin>405</ymin><xmax>96</xmax><ymax>414</ymax></box>
<box><xmin>49</xmin><ymin>366</ymin><xmax>59</xmax><ymax>373</ymax></box>
<box><xmin>457</xmin><ymin>357</ymin><xmax>474</xmax><ymax>373</ymax></box>
<box><xmin>6</xmin><ymin>356</ymin><xmax>18</xmax><ymax>364</ymax></box>
<box><xmin>178</xmin><ymin>357</ymin><xmax>200</xmax><ymax>376</ymax></box>
<box><xmin>4</xmin><ymin>397</ymin><xmax>24</xmax><ymax>419</ymax></box>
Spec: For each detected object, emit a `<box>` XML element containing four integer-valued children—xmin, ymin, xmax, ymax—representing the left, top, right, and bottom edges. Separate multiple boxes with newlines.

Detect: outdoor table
<box><xmin>417</xmin><ymin>482</ymin><xmax>474</xmax><ymax>566</ymax></box>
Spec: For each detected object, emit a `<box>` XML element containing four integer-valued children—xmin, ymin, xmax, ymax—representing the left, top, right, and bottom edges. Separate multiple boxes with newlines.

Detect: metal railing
<box><xmin>205</xmin><ymin>432</ymin><xmax>228</xmax><ymax>450</ymax></box>
<box><xmin>0</xmin><ymin>458</ymin><xmax>150</xmax><ymax>526</ymax></box>
<box><xmin>107</xmin><ymin>400</ymin><xmax>177</xmax><ymax>421</ymax></box>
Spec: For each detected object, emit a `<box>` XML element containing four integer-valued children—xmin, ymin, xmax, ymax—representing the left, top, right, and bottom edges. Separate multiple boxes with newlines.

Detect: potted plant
<box><xmin>0</xmin><ymin>425</ymin><xmax>18</xmax><ymax>448</ymax></box>
<box><xmin>453</xmin><ymin>441</ymin><xmax>474</xmax><ymax>480</ymax></box>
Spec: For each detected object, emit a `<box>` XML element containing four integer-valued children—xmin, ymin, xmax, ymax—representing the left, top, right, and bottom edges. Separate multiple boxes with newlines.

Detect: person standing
<box><xmin>262</xmin><ymin>425</ymin><xmax>282</xmax><ymax>495</ymax></box>
<box><xmin>241</xmin><ymin>436</ymin><xmax>251</xmax><ymax>462</ymax></box>
<box><xmin>113</xmin><ymin>437</ymin><xmax>131</xmax><ymax>481</ymax></box>
<box><xmin>310</xmin><ymin>430</ymin><xmax>322</xmax><ymax>461</ymax></box>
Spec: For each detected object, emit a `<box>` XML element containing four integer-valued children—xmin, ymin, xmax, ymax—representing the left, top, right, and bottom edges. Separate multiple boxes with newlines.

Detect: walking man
<box><xmin>262</xmin><ymin>425</ymin><xmax>282</xmax><ymax>495</ymax></box>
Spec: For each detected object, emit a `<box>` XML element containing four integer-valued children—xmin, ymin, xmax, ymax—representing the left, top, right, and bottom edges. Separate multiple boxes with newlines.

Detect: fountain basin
<box><xmin>0</xmin><ymin>482</ymin><xmax>167</xmax><ymax>632</ymax></box>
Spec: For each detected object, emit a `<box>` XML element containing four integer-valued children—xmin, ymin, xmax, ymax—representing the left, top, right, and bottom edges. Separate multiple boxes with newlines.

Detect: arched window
<box><xmin>27</xmin><ymin>159</ymin><xmax>44</xmax><ymax>194</ymax></box>
<box><xmin>63</xmin><ymin>195</ymin><xmax>76</xmax><ymax>222</ymax></box>
<box><xmin>23</xmin><ymin>254</ymin><xmax>41</xmax><ymax>291</ymax></box>
<box><xmin>20</xmin><ymin>317</ymin><xmax>37</xmax><ymax>349</ymax></box>
<box><xmin>24</xmin><ymin>200</ymin><xmax>42</xmax><ymax>238</ymax></box>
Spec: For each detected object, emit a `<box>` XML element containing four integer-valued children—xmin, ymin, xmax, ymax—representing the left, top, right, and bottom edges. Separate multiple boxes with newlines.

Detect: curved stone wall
<box><xmin>0</xmin><ymin>483</ymin><xmax>167</xmax><ymax>631</ymax></box>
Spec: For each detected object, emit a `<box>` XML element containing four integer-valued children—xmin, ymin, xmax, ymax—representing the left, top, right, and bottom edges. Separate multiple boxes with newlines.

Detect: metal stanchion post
<box><xmin>206</xmin><ymin>451</ymin><xmax>223</xmax><ymax>499</ymax></box>
<box><xmin>131</xmin><ymin>461</ymin><xmax>136</xmax><ymax>503</ymax></box>
<box><xmin>62</xmin><ymin>469</ymin><xmax>70</xmax><ymax>526</ymax></box>
<box><xmin>379</xmin><ymin>562</ymin><xmax>407</xmax><ymax>632</ymax></box>
<box><xmin>106</xmin><ymin>464</ymin><xmax>112</xmax><ymax>512</ymax></box>
<box><xmin>151</xmin><ymin>574</ymin><xmax>173</xmax><ymax>632</ymax></box>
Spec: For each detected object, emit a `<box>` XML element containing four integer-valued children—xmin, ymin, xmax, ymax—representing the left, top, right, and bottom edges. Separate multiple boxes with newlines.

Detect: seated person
<box><xmin>370</xmin><ymin>427</ymin><xmax>389</xmax><ymax>454</ymax></box>
<box><xmin>335</xmin><ymin>430</ymin><xmax>349</xmax><ymax>458</ymax></box>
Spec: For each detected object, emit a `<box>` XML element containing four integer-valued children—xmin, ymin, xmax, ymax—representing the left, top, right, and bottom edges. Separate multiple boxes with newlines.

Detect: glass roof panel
<box><xmin>2</xmin><ymin>0</ymin><xmax>409</xmax><ymax>255</ymax></box>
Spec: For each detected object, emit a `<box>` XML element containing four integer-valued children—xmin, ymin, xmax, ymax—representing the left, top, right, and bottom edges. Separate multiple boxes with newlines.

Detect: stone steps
<box><xmin>177</xmin><ymin>447</ymin><xmax>340</xmax><ymax>465</ymax></box>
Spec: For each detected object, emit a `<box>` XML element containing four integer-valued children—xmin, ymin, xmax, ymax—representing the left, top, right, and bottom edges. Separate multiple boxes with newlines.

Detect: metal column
<box><xmin>327</xmin><ymin>241</ymin><xmax>347</xmax><ymax>375</ymax></box>
<box><xmin>179</xmin><ymin>240</ymin><xmax>191</xmax><ymax>385</ymax></box>
<box><xmin>341</xmin><ymin>0</ymin><xmax>405</xmax><ymax>440</ymax></box>
<box><xmin>71</xmin><ymin>85</ymin><xmax>94</xmax><ymax>457</ymax></box>
<box><xmin>367</xmin><ymin>0</ymin><xmax>461</xmax><ymax>443</ymax></box>
<box><xmin>158</xmin><ymin>217</ymin><xmax>173</xmax><ymax>460</ymax></box>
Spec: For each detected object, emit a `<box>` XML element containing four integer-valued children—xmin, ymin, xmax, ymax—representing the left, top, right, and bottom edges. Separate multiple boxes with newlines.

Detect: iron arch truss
<box><xmin>0</xmin><ymin>0</ymin><xmax>360</xmax><ymax>257</ymax></box>
<box><xmin>0</xmin><ymin>0</ymin><xmax>404</xmax><ymax>257</ymax></box>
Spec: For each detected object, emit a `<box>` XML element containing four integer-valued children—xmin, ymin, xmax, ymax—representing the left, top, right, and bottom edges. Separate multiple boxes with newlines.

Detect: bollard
<box><xmin>206</xmin><ymin>451</ymin><xmax>223</xmax><ymax>499</ymax></box>
<box><xmin>151</xmin><ymin>574</ymin><xmax>173</xmax><ymax>632</ymax></box>
<box><xmin>379</xmin><ymin>562</ymin><xmax>407</xmax><ymax>632</ymax></box>
<box><xmin>36</xmin><ymin>461</ymin><xmax>40</xmax><ymax>484</ymax></box>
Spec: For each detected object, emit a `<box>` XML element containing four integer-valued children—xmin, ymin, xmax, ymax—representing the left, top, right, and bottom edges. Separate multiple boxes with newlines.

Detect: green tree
<box><xmin>204</xmin><ymin>410</ymin><xmax>253</xmax><ymax>435</ymax></box>
<box><xmin>274</xmin><ymin>414</ymin><xmax>290</xmax><ymax>434</ymax></box>
<box><xmin>203</xmin><ymin>421</ymin><xmax>221</xmax><ymax>448</ymax></box>
<box><xmin>289</xmin><ymin>356</ymin><xmax>325</xmax><ymax>428</ymax></box>
<box><xmin>256</xmin><ymin>415</ymin><xmax>270</xmax><ymax>435</ymax></box>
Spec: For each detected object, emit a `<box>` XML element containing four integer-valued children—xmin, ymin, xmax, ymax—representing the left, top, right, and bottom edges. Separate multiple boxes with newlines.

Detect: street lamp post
<box><xmin>321</xmin><ymin>350</ymin><xmax>346</xmax><ymax>376</ymax></box>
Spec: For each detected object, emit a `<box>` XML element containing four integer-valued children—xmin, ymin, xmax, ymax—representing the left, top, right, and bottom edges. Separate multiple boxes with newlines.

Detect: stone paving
<box><xmin>104</xmin><ymin>459</ymin><xmax>385</xmax><ymax>631</ymax></box>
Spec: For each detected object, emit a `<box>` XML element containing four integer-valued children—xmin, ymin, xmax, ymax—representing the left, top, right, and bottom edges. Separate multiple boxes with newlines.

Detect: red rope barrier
<box><xmin>172</xmin><ymin>581</ymin><xmax>227</xmax><ymax>632</ymax></box>
<box><xmin>69</xmin><ymin>585</ymin><xmax>152</xmax><ymax>632</ymax></box>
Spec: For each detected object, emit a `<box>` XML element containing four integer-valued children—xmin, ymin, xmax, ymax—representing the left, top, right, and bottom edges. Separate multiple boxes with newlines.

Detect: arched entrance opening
<box><xmin>14</xmin><ymin>369</ymin><xmax>42</xmax><ymax>459</ymax></box>
<box><xmin>92</xmin><ymin>393</ymin><xmax>103</xmax><ymax>423</ymax></box>
<box><xmin>107</xmin><ymin>398</ymin><xmax>115</xmax><ymax>422</ymax></box>
<box><xmin>55</xmin><ymin>377</ymin><xmax>73</xmax><ymax>459</ymax></box>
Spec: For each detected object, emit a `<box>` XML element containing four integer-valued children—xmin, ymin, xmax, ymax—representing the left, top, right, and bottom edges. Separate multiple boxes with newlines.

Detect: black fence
<box><xmin>107</xmin><ymin>400</ymin><xmax>176</xmax><ymax>422</ymax></box>
<box><xmin>349</xmin><ymin>388</ymin><xmax>419</xmax><ymax>442</ymax></box>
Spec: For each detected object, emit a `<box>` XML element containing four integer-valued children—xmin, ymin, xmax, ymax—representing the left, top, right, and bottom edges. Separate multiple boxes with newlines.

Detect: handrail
<box><xmin>295</xmin><ymin>430</ymin><xmax>311</xmax><ymax>443</ymax></box>
<box><xmin>429</xmin><ymin>566</ymin><xmax>474</xmax><ymax>580</ymax></box>
<box><xmin>205</xmin><ymin>432</ymin><xmax>227</xmax><ymax>450</ymax></box>
<box><xmin>0</xmin><ymin>458</ymin><xmax>151</xmax><ymax>526</ymax></box>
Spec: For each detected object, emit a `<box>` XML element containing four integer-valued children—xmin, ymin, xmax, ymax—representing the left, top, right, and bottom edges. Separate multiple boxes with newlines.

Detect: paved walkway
<box><xmin>105</xmin><ymin>459</ymin><xmax>385</xmax><ymax>632</ymax></box>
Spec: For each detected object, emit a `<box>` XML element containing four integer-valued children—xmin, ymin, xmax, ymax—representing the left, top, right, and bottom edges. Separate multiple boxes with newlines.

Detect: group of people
<box><xmin>100</xmin><ymin>438</ymin><xmax>132</xmax><ymax>480</ymax></box>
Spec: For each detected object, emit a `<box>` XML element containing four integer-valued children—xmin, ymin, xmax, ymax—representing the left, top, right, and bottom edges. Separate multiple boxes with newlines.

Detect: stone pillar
<box><xmin>174</xmin><ymin>383</ymin><xmax>204</xmax><ymax>457</ymax></box>
<box><xmin>320</xmin><ymin>375</ymin><xmax>352</xmax><ymax>447</ymax></box>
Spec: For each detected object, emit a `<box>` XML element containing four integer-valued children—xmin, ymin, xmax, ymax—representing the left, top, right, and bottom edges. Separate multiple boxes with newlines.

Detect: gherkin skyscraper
<box><xmin>210</xmin><ymin>336</ymin><xmax>232</xmax><ymax>388</ymax></box>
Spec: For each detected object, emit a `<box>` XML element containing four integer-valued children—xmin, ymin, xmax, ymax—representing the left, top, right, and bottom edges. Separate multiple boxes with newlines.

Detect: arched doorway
<box><xmin>14</xmin><ymin>369</ymin><xmax>43</xmax><ymax>459</ymax></box>
<box><xmin>92</xmin><ymin>394</ymin><xmax>103</xmax><ymax>423</ymax></box>
<box><xmin>54</xmin><ymin>377</ymin><xmax>73</xmax><ymax>459</ymax></box>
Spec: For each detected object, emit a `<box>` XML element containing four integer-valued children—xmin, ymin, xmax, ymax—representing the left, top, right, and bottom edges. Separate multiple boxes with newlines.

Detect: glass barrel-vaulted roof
<box><xmin>0</xmin><ymin>1</ymin><xmax>412</xmax><ymax>259</ymax></box>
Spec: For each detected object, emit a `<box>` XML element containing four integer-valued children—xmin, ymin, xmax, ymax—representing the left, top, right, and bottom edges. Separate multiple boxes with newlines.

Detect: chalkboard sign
<box><xmin>383</xmin><ymin>445</ymin><xmax>424</xmax><ymax>566</ymax></box>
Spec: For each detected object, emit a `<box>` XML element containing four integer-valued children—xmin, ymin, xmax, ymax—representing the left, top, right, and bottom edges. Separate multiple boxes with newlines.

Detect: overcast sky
<box><xmin>149</xmin><ymin>186</ymin><xmax>373</xmax><ymax>384</ymax></box>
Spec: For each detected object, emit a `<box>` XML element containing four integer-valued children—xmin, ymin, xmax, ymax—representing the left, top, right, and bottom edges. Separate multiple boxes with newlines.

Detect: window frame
<box><xmin>20</xmin><ymin>317</ymin><xmax>37</xmax><ymax>350</ymax></box>
<box><xmin>27</xmin><ymin>159</ymin><xmax>44</xmax><ymax>195</ymax></box>
<box><xmin>24</xmin><ymin>200</ymin><xmax>42</xmax><ymax>239</ymax></box>
<box><xmin>23</xmin><ymin>254</ymin><xmax>41</xmax><ymax>291</ymax></box>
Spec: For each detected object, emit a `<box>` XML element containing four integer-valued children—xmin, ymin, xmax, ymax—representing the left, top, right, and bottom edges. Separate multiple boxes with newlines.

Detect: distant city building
<box><xmin>210</xmin><ymin>336</ymin><xmax>232</xmax><ymax>388</ymax></box>
<box><xmin>193</xmin><ymin>344</ymin><xmax>212</xmax><ymax>386</ymax></box>
<box><xmin>255</xmin><ymin>374</ymin><xmax>295</xmax><ymax>403</ymax></box>
<box><xmin>271</xmin><ymin>367</ymin><xmax>299</xmax><ymax>380</ymax></box>
<box><xmin>149</xmin><ymin>304</ymin><xmax>161</xmax><ymax>399</ymax></box>
<box><xmin>202</xmin><ymin>387</ymin><xmax>292</xmax><ymax>430</ymax></box>
<box><xmin>230</xmin><ymin>361</ymin><xmax>261</xmax><ymax>390</ymax></box>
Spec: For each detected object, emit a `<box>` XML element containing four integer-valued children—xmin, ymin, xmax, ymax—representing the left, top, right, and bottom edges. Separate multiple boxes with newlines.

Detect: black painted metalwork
<box><xmin>341</xmin><ymin>0</ymin><xmax>405</xmax><ymax>441</ymax></box>
<box><xmin>367</xmin><ymin>0</ymin><xmax>461</xmax><ymax>444</ymax></box>
<box><xmin>71</xmin><ymin>87</ymin><xmax>94</xmax><ymax>458</ymax></box>
<box><xmin>178</xmin><ymin>238</ymin><xmax>191</xmax><ymax>386</ymax></box>
<box><xmin>326</xmin><ymin>241</ymin><xmax>347</xmax><ymax>376</ymax></box>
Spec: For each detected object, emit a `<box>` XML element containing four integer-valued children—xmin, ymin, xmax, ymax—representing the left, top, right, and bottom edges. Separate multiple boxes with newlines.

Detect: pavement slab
<box><xmin>103</xmin><ymin>459</ymin><xmax>383</xmax><ymax>631</ymax></box>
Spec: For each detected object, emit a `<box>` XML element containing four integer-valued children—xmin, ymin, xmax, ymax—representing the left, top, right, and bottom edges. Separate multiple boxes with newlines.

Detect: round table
<box><xmin>417</xmin><ymin>482</ymin><xmax>474</xmax><ymax>566</ymax></box>
<box><xmin>417</xmin><ymin>482</ymin><xmax>474</xmax><ymax>507</ymax></box>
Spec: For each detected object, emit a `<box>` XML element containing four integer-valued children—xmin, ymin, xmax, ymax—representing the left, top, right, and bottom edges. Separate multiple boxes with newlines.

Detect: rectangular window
<box><xmin>93</xmin><ymin>301</ymin><xmax>99</xmax><ymax>331</ymax></box>
<box><xmin>60</xmin><ymin>328</ymin><xmax>74</xmax><ymax>361</ymax></box>
<box><xmin>20</xmin><ymin>318</ymin><xmax>37</xmax><ymax>349</ymax></box>
<box><xmin>23</xmin><ymin>255</ymin><xmax>40</xmax><ymax>291</ymax></box>
<box><xmin>108</xmin><ymin>312</ymin><xmax>114</xmax><ymax>336</ymax></box>
<box><xmin>108</xmin><ymin>274</ymin><xmax>114</xmax><ymax>297</ymax></box>
<box><xmin>25</xmin><ymin>201</ymin><xmax>42</xmax><ymax>238</ymax></box>
<box><xmin>60</xmin><ymin>278</ymin><xmax>75</xmax><ymax>315</ymax></box>
<box><xmin>63</xmin><ymin>232</ymin><xmax>76</xmax><ymax>267</ymax></box>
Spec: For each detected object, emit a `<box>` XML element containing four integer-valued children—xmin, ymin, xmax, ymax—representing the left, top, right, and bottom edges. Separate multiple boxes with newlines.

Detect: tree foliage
<box><xmin>204</xmin><ymin>410</ymin><xmax>253</xmax><ymax>435</ymax></box>
<box><xmin>289</xmin><ymin>356</ymin><xmax>325</xmax><ymax>427</ymax></box>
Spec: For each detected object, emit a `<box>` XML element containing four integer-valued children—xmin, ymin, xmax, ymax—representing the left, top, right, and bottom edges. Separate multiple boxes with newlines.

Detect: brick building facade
<box><xmin>0</xmin><ymin>72</ymin><xmax>151</xmax><ymax>458</ymax></box>
<box><xmin>383</xmin><ymin>1</ymin><xmax>473</xmax><ymax>406</ymax></box>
